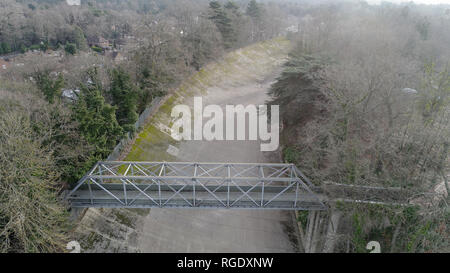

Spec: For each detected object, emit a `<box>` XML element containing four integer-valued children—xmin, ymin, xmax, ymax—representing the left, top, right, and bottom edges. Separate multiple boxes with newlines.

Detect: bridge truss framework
<box><xmin>66</xmin><ymin>161</ymin><xmax>326</xmax><ymax>210</ymax></box>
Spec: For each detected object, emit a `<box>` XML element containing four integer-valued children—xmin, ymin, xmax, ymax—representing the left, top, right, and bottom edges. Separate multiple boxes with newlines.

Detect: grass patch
<box><xmin>297</xmin><ymin>211</ymin><xmax>309</xmax><ymax>231</ymax></box>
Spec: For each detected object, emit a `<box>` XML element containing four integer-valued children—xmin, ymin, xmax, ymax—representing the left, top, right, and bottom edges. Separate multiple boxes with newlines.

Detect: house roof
<box><xmin>62</xmin><ymin>89</ymin><xmax>80</xmax><ymax>100</ymax></box>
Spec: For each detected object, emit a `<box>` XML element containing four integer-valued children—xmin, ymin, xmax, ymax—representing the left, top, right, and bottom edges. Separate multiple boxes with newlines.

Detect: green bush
<box><xmin>283</xmin><ymin>146</ymin><xmax>300</xmax><ymax>164</ymax></box>
<box><xmin>29</xmin><ymin>44</ymin><xmax>41</xmax><ymax>51</ymax></box>
<box><xmin>1</xmin><ymin>42</ymin><xmax>11</xmax><ymax>54</ymax></box>
<box><xmin>91</xmin><ymin>45</ymin><xmax>103</xmax><ymax>53</ymax></box>
<box><xmin>64</xmin><ymin>43</ymin><xmax>77</xmax><ymax>55</ymax></box>
<box><xmin>34</xmin><ymin>71</ymin><xmax>65</xmax><ymax>104</ymax></box>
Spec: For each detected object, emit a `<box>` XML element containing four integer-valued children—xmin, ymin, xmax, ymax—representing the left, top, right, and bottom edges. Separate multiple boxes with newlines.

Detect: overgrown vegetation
<box><xmin>335</xmin><ymin>202</ymin><xmax>449</xmax><ymax>253</ymax></box>
<box><xmin>0</xmin><ymin>90</ymin><xmax>73</xmax><ymax>252</ymax></box>
<box><xmin>0</xmin><ymin>0</ymin><xmax>294</xmax><ymax>252</ymax></box>
<box><xmin>270</xmin><ymin>2</ymin><xmax>449</xmax><ymax>252</ymax></box>
<box><xmin>74</xmin><ymin>69</ymin><xmax>124</xmax><ymax>158</ymax></box>
<box><xmin>1</xmin><ymin>0</ymin><xmax>448</xmax><ymax>253</ymax></box>
<box><xmin>34</xmin><ymin>70</ymin><xmax>65</xmax><ymax>104</ymax></box>
<box><xmin>109</xmin><ymin>68</ymin><xmax>139</xmax><ymax>133</ymax></box>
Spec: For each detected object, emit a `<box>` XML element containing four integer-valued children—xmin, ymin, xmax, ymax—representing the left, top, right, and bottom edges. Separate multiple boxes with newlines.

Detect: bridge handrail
<box><xmin>65</xmin><ymin>161</ymin><xmax>327</xmax><ymax>210</ymax></box>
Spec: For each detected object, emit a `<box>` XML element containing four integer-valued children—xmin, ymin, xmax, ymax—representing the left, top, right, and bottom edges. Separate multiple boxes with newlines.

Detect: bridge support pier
<box><xmin>323</xmin><ymin>210</ymin><xmax>342</xmax><ymax>253</ymax></box>
<box><xmin>304</xmin><ymin>209</ymin><xmax>341</xmax><ymax>253</ymax></box>
<box><xmin>305</xmin><ymin>211</ymin><xmax>322</xmax><ymax>253</ymax></box>
<box><xmin>69</xmin><ymin>207</ymin><xmax>88</xmax><ymax>222</ymax></box>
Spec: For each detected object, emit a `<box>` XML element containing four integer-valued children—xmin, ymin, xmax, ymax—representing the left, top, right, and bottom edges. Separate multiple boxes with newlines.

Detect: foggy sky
<box><xmin>367</xmin><ymin>0</ymin><xmax>450</xmax><ymax>4</ymax></box>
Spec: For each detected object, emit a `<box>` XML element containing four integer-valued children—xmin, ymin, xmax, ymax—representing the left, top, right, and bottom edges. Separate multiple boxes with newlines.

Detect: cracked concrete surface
<box><xmin>73</xmin><ymin>38</ymin><xmax>299</xmax><ymax>253</ymax></box>
<box><xmin>136</xmin><ymin>41</ymin><xmax>298</xmax><ymax>253</ymax></box>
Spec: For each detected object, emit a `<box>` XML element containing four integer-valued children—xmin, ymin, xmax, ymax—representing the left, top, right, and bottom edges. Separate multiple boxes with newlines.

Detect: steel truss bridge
<box><xmin>66</xmin><ymin>161</ymin><xmax>326</xmax><ymax>210</ymax></box>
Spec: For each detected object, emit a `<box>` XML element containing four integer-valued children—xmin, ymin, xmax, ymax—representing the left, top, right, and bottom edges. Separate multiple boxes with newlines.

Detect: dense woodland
<box><xmin>0</xmin><ymin>0</ymin><xmax>448</xmax><ymax>252</ymax></box>
<box><xmin>271</xmin><ymin>2</ymin><xmax>449</xmax><ymax>252</ymax></box>
<box><xmin>0</xmin><ymin>0</ymin><xmax>295</xmax><ymax>252</ymax></box>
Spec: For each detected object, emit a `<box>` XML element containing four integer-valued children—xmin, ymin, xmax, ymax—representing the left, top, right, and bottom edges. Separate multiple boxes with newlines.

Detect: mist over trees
<box><xmin>271</xmin><ymin>1</ymin><xmax>449</xmax><ymax>252</ymax></box>
<box><xmin>0</xmin><ymin>0</ymin><xmax>295</xmax><ymax>253</ymax></box>
<box><xmin>0</xmin><ymin>0</ymin><xmax>289</xmax><ymax>56</ymax></box>
<box><xmin>0</xmin><ymin>0</ymin><xmax>448</xmax><ymax>252</ymax></box>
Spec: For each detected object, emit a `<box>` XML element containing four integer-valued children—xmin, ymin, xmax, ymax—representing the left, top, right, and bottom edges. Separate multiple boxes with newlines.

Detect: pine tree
<box><xmin>64</xmin><ymin>43</ymin><xmax>77</xmax><ymax>55</ymax></box>
<box><xmin>74</xmin><ymin>69</ymin><xmax>123</xmax><ymax>157</ymax></box>
<box><xmin>224</xmin><ymin>1</ymin><xmax>243</xmax><ymax>46</ymax></box>
<box><xmin>34</xmin><ymin>71</ymin><xmax>65</xmax><ymax>104</ymax></box>
<box><xmin>246</xmin><ymin>0</ymin><xmax>261</xmax><ymax>20</ymax></box>
<box><xmin>1</xmin><ymin>42</ymin><xmax>11</xmax><ymax>54</ymax></box>
<box><xmin>246</xmin><ymin>0</ymin><xmax>263</xmax><ymax>41</ymax></box>
<box><xmin>110</xmin><ymin>68</ymin><xmax>139</xmax><ymax>133</ymax></box>
<box><xmin>224</xmin><ymin>1</ymin><xmax>240</xmax><ymax>15</ymax></box>
<box><xmin>72</xmin><ymin>26</ymin><xmax>88</xmax><ymax>51</ymax></box>
<box><xmin>208</xmin><ymin>1</ymin><xmax>235</xmax><ymax>49</ymax></box>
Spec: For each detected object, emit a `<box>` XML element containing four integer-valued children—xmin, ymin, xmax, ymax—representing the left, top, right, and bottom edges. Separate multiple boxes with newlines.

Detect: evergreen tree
<box><xmin>208</xmin><ymin>1</ymin><xmax>235</xmax><ymax>48</ymax></box>
<box><xmin>1</xmin><ymin>42</ymin><xmax>11</xmax><ymax>54</ymax></box>
<box><xmin>224</xmin><ymin>0</ymin><xmax>240</xmax><ymax>15</ymax></box>
<box><xmin>40</xmin><ymin>41</ymin><xmax>49</xmax><ymax>52</ymax></box>
<box><xmin>20</xmin><ymin>44</ymin><xmax>27</xmax><ymax>53</ymax></box>
<box><xmin>64</xmin><ymin>43</ymin><xmax>77</xmax><ymax>55</ymax></box>
<box><xmin>34</xmin><ymin>71</ymin><xmax>65</xmax><ymax>104</ymax></box>
<box><xmin>246</xmin><ymin>0</ymin><xmax>261</xmax><ymax>20</ymax></box>
<box><xmin>72</xmin><ymin>26</ymin><xmax>88</xmax><ymax>51</ymax></box>
<box><xmin>110</xmin><ymin>68</ymin><xmax>139</xmax><ymax>133</ymax></box>
<box><xmin>74</xmin><ymin>69</ymin><xmax>123</xmax><ymax>157</ymax></box>
<box><xmin>224</xmin><ymin>1</ymin><xmax>243</xmax><ymax>46</ymax></box>
<box><xmin>137</xmin><ymin>67</ymin><xmax>163</xmax><ymax>111</ymax></box>
<box><xmin>246</xmin><ymin>0</ymin><xmax>264</xmax><ymax>41</ymax></box>
<box><xmin>416</xmin><ymin>17</ymin><xmax>430</xmax><ymax>41</ymax></box>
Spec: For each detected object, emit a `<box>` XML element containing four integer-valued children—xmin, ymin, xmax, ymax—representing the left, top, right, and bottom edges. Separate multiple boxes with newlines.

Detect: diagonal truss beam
<box><xmin>65</xmin><ymin>161</ymin><xmax>327</xmax><ymax>210</ymax></box>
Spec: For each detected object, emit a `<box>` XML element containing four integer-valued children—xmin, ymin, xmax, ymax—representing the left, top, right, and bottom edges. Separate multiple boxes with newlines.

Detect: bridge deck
<box><xmin>66</xmin><ymin>162</ymin><xmax>326</xmax><ymax>210</ymax></box>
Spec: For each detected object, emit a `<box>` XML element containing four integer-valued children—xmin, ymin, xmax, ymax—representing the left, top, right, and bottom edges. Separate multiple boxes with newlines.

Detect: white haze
<box><xmin>367</xmin><ymin>0</ymin><xmax>450</xmax><ymax>4</ymax></box>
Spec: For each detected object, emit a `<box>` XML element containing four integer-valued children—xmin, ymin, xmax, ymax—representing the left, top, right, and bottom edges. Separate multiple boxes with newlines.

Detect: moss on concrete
<box><xmin>121</xmin><ymin>37</ymin><xmax>291</xmax><ymax>164</ymax></box>
<box><xmin>74</xmin><ymin>37</ymin><xmax>292</xmax><ymax>253</ymax></box>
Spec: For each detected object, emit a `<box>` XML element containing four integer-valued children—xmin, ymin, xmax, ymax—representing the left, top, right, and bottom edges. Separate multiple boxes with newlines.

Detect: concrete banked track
<box><xmin>74</xmin><ymin>38</ymin><xmax>303</xmax><ymax>252</ymax></box>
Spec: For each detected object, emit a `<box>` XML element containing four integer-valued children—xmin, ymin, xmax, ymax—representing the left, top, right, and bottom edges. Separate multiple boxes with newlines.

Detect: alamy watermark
<box><xmin>170</xmin><ymin>97</ymin><xmax>279</xmax><ymax>151</ymax></box>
